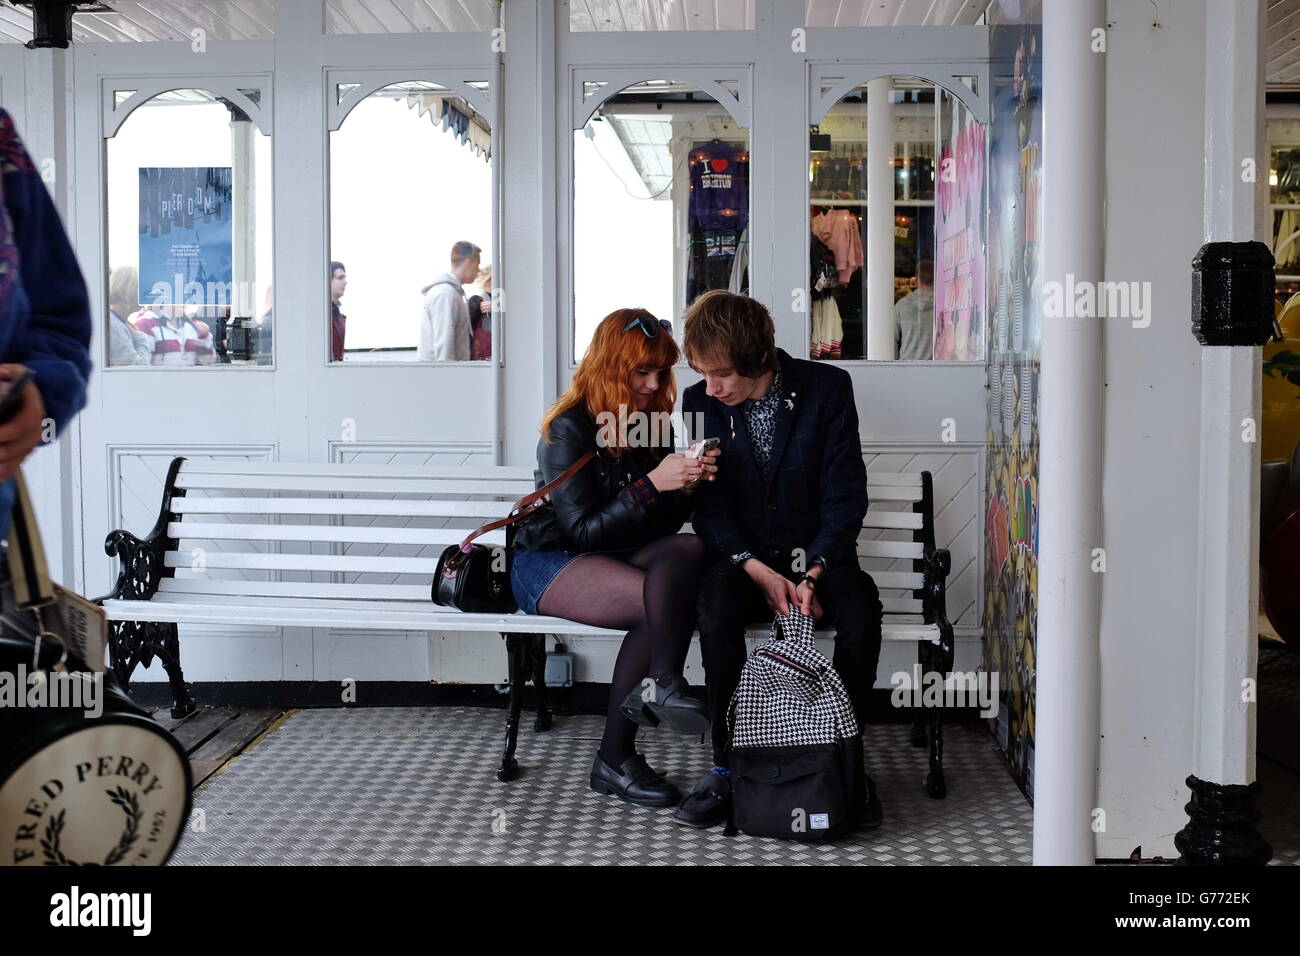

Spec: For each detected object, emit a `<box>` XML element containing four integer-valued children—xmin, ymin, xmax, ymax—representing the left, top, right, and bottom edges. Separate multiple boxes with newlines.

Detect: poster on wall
<box><xmin>982</xmin><ymin>1</ymin><xmax>1043</xmax><ymax>802</ymax></box>
<box><xmin>138</xmin><ymin>167</ymin><xmax>233</xmax><ymax>308</ymax></box>
<box><xmin>934</xmin><ymin>100</ymin><xmax>986</xmax><ymax>360</ymax></box>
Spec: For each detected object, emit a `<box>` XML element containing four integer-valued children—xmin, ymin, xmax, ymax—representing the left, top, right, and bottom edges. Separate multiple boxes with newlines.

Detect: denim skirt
<box><xmin>511</xmin><ymin>547</ymin><xmax>579</xmax><ymax>615</ymax></box>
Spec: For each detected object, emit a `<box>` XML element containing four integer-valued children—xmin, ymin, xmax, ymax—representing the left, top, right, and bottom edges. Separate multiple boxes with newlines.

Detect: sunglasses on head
<box><xmin>622</xmin><ymin>315</ymin><xmax>674</xmax><ymax>339</ymax></box>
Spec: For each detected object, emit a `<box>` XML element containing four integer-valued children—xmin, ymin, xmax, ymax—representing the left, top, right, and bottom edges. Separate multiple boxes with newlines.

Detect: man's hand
<box><xmin>795</xmin><ymin>563</ymin><xmax>825</xmax><ymax>617</ymax></box>
<box><xmin>0</xmin><ymin>365</ymin><xmax>46</xmax><ymax>481</ymax></box>
<box><xmin>744</xmin><ymin>559</ymin><xmax>799</xmax><ymax>615</ymax></box>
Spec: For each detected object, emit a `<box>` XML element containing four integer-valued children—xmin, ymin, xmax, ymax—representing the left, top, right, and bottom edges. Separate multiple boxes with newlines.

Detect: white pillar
<box><xmin>230</xmin><ymin>113</ymin><xmax>255</xmax><ymax>317</ymax></box>
<box><xmin>1192</xmin><ymin>0</ymin><xmax>1266</xmax><ymax>790</ymax></box>
<box><xmin>866</xmin><ymin>76</ymin><xmax>894</xmax><ymax>360</ymax></box>
<box><xmin>1033</xmin><ymin>0</ymin><xmax>1105</xmax><ymax>866</ymax></box>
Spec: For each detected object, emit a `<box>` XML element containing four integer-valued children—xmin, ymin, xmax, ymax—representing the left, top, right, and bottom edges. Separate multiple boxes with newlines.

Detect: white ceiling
<box><xmin>0</xmin><ymin>0</ymin><xmax>1292</xmax><ymax>91</ymax></box>
<box><xmin>1269</xmin><ymin>0</ymin><xmax>1300</xmax><ymax>89</ymax></box>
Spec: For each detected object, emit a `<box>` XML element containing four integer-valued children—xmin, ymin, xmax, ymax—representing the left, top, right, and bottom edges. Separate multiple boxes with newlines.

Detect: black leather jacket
<box><xmin>511</xmin><ymin>404</ymin><xmax>695</xmax><ymax>553</ymax></box>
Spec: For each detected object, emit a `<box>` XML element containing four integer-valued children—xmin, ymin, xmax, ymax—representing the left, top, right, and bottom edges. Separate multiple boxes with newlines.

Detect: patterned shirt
<box><xmin>728</xmin><ymin>369</ymin><xmax>782</xmax><ymax>566</ymax></box>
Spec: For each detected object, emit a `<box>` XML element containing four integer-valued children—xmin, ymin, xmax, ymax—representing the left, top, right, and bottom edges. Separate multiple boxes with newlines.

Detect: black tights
<box><xmin>536</xmin><ymin>533</ymin><xmax>706</xmax><ymax>767</ymax></box>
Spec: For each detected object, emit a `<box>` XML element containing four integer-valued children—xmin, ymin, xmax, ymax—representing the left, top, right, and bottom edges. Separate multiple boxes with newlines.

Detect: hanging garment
<box><xmin>811</xmin><ymin>294</ymin><xmax>843</xmax><ymax>360</ymax></box>
<box><xmin>811</xmin><ymin>208</ymin><xmax>863</xmax><ymax>284</ymax></box>
<box><xmin>810</xmin><ymin>233</ymin><xmax>837</xmax><ymax>300</ymax></box>
<box><xmin>689</xmin><ymin>138</ymin><xmax>749</xmax><ymax>232</ymax></box>
<box><xmin>688</xmin><ymin>228</ymin><xmax>740</xmax><ymax>301</ymax></box>
<box><xmin>729</xmin><ymin>225</ymin><xmax>750</xmax><ymax>294</ymax></box>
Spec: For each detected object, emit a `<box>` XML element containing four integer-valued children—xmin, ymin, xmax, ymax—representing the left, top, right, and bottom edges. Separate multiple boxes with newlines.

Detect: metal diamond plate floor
<box><xmin>170</xmin><ymin>707</ymin><xmax>1033</xmax><ymax>865</ymax></box>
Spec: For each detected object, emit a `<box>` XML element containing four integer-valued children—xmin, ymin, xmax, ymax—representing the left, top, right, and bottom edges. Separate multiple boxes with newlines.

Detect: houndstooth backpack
<box><xmin>724</xmin><ymin>606</ymin><xmax>866</xmax><ymax>840</ymax></box>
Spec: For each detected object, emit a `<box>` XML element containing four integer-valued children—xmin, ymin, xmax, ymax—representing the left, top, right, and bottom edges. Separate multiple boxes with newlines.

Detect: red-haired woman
<box><xmin>511</xmin><ymin>309</ymin><xmax>720</xmax><ymax>808</ymax></box>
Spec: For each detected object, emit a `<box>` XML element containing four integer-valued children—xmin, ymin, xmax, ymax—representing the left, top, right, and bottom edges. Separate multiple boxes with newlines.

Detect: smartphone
<box><xmin>687</xmin><ymin>437</ymin><xmax>720</xmax><ymax>460</ymax></box>
<box><xmin>0</xmin><ymin>368</ymin><xmax>31</xmax><ymax>426</ymax></box>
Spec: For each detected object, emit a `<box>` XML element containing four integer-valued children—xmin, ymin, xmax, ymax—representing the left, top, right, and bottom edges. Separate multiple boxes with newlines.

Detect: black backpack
<box><xmin>724</xmin><ymin>607</ymin><xmax>865</xmax><ymax>841</ymax></box>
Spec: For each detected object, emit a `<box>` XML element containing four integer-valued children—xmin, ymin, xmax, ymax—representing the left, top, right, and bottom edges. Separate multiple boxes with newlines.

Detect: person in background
<box><xmin>132</xmin><ymin>303</ymin><xmax>216</xmax><ymax>366</ymax></box>
<box><xmin>466</xmin><ymin>262</ymin><xmax>492</xmax><ymax>361</ymax></box>
<box><xmin>330</xmin><ymin>260</ymin><xmax>347</xmax><ymax>362</ymax></box>
<box><xmin>107</xmin><ymin>265</ymin><xmax>151</xmax><ymax>366</ymax></box>
<box><xmin>0</xmin><ymin>108</ymin><xmax>93</xmax><ymax>539</ymax></box>
<box><xmin>418</xmin><ymin>241</ymin><xmax>479</xmax><ymax>362</ymax></box>
<box><xmin>895</xmin><ymin>258</ymin><xmax>935</xmax><ymax>361</ymax></box>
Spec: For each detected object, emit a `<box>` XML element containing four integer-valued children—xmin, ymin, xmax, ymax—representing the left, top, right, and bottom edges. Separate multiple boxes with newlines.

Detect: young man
<box><xmin>418</xmin><ymin>240</ymin><xmax>479</xmax><ymax>362</ymax></box>
<box><xmin>676</xmin><ymin>290</ymin><xmax>884</xmax><ymax>829</ymax></box>
<box><xmin>329</xmin><ymin>260</ymin><xmax>347</xmax><ymax>362</ymax></box>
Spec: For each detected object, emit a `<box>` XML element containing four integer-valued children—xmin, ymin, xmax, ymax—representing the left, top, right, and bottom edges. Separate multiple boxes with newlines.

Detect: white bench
<box><xmin>96</xmin><ymin>457</ymin><xmax>955</xmax><ymax>796</ymax></box>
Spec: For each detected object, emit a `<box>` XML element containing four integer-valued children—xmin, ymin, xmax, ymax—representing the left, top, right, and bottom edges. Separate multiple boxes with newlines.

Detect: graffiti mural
<box><xmin>984</xmin><ymin>0</ymin><xmax>1041</xmax><ymax>799</ymax></box>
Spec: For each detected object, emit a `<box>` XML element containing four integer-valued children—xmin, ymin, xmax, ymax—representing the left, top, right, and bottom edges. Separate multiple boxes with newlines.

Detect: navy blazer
<box><xmin>682</xmin><ymin>348</ymin><xmax>868</xmax><ymax>573</ymax></box>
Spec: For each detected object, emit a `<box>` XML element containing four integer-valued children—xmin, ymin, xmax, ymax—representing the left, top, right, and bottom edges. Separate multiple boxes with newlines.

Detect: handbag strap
<box><xmin>455</xmin><ymin>450</ymin><xmax>596</xmax><ymax>553</ymax></box>
<box><xmin>5</xmin><ymin>471</ymin><xmax>56</xmax><ymax>609</ymax></box>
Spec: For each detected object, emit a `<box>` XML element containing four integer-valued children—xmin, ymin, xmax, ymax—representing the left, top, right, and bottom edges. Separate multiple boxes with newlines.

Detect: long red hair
<box><xmin>541</xmin><ymin>308</ymin><xmax>678</xmax><ymax>458</ymax></box>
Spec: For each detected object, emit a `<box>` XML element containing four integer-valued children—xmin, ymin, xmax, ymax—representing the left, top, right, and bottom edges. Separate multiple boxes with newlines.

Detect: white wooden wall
<box><xmin>23</xmin><ymin>0</ymin><xmax>989</xmax><ymax>686</ymax></box>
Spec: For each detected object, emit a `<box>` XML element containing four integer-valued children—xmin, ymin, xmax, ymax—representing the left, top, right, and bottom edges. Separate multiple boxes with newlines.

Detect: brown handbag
<box><xmin>430</xmin><ymin>451</ymin><xmax>596</xmax><ymax>613</ymax></box>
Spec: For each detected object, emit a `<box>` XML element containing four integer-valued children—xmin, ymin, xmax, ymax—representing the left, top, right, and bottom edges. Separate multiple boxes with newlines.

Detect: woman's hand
<box><xmin>647</xmin><ymin>452</ymin><xmax>705</xmax><ymax>492</ymax></box>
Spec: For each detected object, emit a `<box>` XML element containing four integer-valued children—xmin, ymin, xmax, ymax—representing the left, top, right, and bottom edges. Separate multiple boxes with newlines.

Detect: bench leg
<box><xmin>529</xmin><ymin>634</ymin><xmax>553</xmax><ymax>732</ymax></box>
<box><xmin>914</xmin><ymin>639</ymin><xmax>946</xmax><ymax>799</ymax></box>
<box><xmin>925</xmin><ymin>712</ymin><xmax>947</xmax><ymax>799</ymax></box>
<box><xmin>498</xmin><ymin>633</ymin><xmax>528</xmax><ymax>782</ymax></box>
<box><xmin>109</xmin><ymin>619</ymin><xmax>197</xmax><ymax>720</ymax></box>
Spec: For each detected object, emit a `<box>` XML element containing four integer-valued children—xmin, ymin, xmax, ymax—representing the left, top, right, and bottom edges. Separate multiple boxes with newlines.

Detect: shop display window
<box><xmin>105</xmin><ymin>88</ymin><xmax>272</xmax><ymax>368</ymax></box>
<box><xmin>328</xmin><ymin>81</ymin><xmax>494</xmax><ymax>363</ymax></box>
<box><xmin>573</xmin><ymin>80</ymin><xmax>749</xmax><ymax>362</ymax></box>
<box><xmin>809</xmin><ymin>76</ymin><xmax>986</xmax><ymax>362</ymax></box>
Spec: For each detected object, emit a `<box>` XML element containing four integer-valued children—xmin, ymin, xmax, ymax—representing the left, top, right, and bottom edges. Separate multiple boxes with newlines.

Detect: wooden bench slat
<box><xmin>159</xmin><ymin>579</ymin><xmax>435</xmax><ymax>600</ymax></box>
<box><xmin>166</xmin><ymin>521</ymin><xmax>916</xmax><ymax>558</ymax></box>
<box><xmin>179</xmin><ymin>460</ymin><xmax>923</xmax><ymax>486</ymax></box>
<box><xmin>179</xmin><ymin>461</ymin><xmax>538</xmax><ymax>480</ymax></box>
<box><xmin>162</xmin><ymin>552</ymin><xmax>445</xmax><ymax>574</ymax></box>
<box><xmin>168</xmin><ymin>522</ymin><xmax>506</xmax><ymax>547</ymax></box>
<box><xmin>160</xmin><ymin>551</ymin><xmax>927</xmax><ymax>588</ymax></box>
<box><xmin>861</xmin><ymin>511</ymin><xmax>924</xmax><ymax>530</ymax></box>
<box><xmin>102</xmin><ymin>597</ymin><xmax>942</xmax><ymax>643</ymax></box>
<box><xmin>176</xmin><ymin>474</ymin><xmax>537</xmax><ymax>496</ymax></box>
<box><xmin>856</xmin><ymin>539</ymin><xmax>924</xmax><ymax>560</ymax></box>
<box><xmin>862</xmin><ymin>486</ymin><xmax>924</xmax><ymax>502</ymax></box>
<box><xmin>154</xmin><ymin>578</ymin><xmax>925</xmax><ymax>614</ymax></box>
<box><xmin>171</xmin><ymin>498</ymin><xmax>517</xmax><ymax>517</ymax></box>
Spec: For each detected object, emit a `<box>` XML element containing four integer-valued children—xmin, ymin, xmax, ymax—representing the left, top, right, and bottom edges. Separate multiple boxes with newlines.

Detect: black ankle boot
<box><xmin>619</xmin><ymin>675</ymin><xmax>710</xmax><ymax>735</ymax></box>
<box><xmin>589</xmin><ymin>752</ymin><xmax>681</xmax><ymax>807</ymax></box>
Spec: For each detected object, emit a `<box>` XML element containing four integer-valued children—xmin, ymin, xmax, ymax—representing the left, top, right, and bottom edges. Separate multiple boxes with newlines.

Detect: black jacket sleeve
<box><xmin>682</xmin><ymin>386</ymin><xmax>754</xmax><ymax>557</ymax></box>
<box><xmin>540</xmin><ymin>411</ymin><xmax>652</xmax><ymax>553</ymax></box>
<box><xmin>806</xmin><ymin>370</ymin><xmax>869</xmax><ymax>570</ymax></box>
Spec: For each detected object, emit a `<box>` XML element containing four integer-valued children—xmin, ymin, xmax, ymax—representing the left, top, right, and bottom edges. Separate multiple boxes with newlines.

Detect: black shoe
<box><xmin>671</xmin><ymin>769</ymin><xmax>732</xmax><ymax>828</ymax></box>
<box><xmin>619</xmin><ymin>675</ymin><xmax>711</xmax><ymax>735</ymax></box>
<box><xmin>861</xmin><ymin>775</ymin><xmax>883</xmax><ymax>829</ymax></box>
<box><xmin>589</xmin><ymin>752</ymin><xmax>681</xmax><ymax>808</ymax></box>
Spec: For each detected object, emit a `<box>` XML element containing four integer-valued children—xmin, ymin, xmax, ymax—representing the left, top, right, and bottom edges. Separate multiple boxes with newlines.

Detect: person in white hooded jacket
<box><xmin>418</xmin><ymin>240</ymin><xmax>481</xmax><ymax>361</ymax></box>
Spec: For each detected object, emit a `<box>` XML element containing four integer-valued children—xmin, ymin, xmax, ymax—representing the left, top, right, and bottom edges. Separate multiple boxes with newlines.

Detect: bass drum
<box><xmin>0</xmin><ymin>632</ymin><xmax>192</xmax><ymax>866</ymax></box>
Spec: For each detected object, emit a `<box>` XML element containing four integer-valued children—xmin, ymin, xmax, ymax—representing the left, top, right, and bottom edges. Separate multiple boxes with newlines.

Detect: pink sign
<box><xmin>934</xmin><ymin>115</ymin><xmax>986</xmax><ymax>360</ymax></box>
